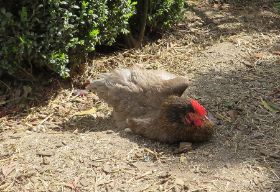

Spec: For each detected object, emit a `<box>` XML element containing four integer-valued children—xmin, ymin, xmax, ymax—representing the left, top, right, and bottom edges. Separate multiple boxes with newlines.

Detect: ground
<box><xmin>1</xmin><ymin>0</ymin><xmax>280</xmax><ymax>191</ymax></box>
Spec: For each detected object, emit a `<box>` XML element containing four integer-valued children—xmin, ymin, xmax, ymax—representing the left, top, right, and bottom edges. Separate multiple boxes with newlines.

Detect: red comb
<box><xmin>190</xmin><ymin>99</ymin><xmax>207</xmax><ymax>116</ymax></box>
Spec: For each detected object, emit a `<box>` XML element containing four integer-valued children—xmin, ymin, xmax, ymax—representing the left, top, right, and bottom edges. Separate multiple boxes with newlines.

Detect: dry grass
<box><xmin>1</xmin><ymin>0</ymin><xmax>280</xmax><ymax>191</ymax></box>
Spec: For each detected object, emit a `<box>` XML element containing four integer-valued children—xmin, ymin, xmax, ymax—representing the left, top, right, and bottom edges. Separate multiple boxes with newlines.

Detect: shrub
<box><xmin>147</xmin><ymin>0</ymin><xmax>185</xmax><ymax>31</ymax></box>
<box><xmin>274</xmin><ymin>1</ymin><xmax>280</xmax><ymax>13</ymax></box>
<box><xmin>0</xmin><ymin>0</ymin><xmax>136</xmax><ymax>78</ymax></box>
<box><xmin>0</xmin><ymin>0</ymin><xmax>185</xmax><ymax>79</ymax></box>
<box><xmin>125</xmin><ymin>0</ymin><xmax>185</xmax><ymax>48</ymax></box>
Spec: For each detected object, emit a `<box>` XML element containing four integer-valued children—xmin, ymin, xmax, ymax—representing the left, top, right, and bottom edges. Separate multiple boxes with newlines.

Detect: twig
<box><xmin>0</xmin><ymin>97</ymin><xmax>21</xmax><ymax>106</ymax></box>
<box><xmin>66</xmin><ymin>88</ymin><xmax>74</xmax><ymax>101</ymax></box>
<box><xmin>3</xmin><ymin>180</ymin><xmax>15</xmax><ymax>192</ymax></box>
<box><xmin>0</xmin><ymin>80</ymin><xmax>10</xmax><ymax>90</ymax></box>
<box><xmin>164</xmin><ymin>185</ymin><xmax>175</xmax><ymax>192</ymax></box>
<box><xmin>144</xmin><ymin>148</ymin><xmax>159</xmax><ymax>159</ymax></box>
<box><xmin>94</xmin><ymin>174</ymin><xmax>100</xmax><ymax>192</ymax></box>
<box><xmin>122</xmin><ymin>170</ymin><xmax>137</xmax><ymax>175</ymax></box>
<box><xmin>39</xmin><ymin>178</ymin><xmax>49</xmax><ymax>192</ymax></box>
<box><xmin>189</xmin><ymin>188</ymin><xmax>208</xmax><ymax>192</ymax></box>
<box><xmin>0</xmin><ymin>181</ymin><xmax>13</xmax><ymax>191</ymax></box>
<box><xmin>127</xmin><ymin>171</ymin><xmax>153</xmax><ymax>183</ymax></box>
<box><xmin>98</xmin><ymin>180</ymin><xmax>113</xmax><ymax>186</ymax></box>
<box><xmin>271</xmin><ymin>170</ymin><xmax>280</xmax><ymax>180</ymax></box>
<box><xmin>36</xmin><ymin>114</ymin><xmax>53</xmax><ymax>128</ymax></box>
<box><xmin>140</xmin><ymin>180</ymin><xmax>163</xmax><ymax>192</ymax></box>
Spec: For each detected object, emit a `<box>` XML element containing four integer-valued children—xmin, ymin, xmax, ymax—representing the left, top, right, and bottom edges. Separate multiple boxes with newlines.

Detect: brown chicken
<box><xmin>86</xmin><ymin>66</ymin><xmax>214</xmax><ymax>143</ymax></box>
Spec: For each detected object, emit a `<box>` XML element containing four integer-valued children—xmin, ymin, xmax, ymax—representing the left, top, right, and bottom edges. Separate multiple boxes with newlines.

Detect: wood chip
<box><xmin>174</xmin><ymin>178</ymin><xmax>185</xmax><ymax>186</ymax></box>
<box><xmin>42</xmin><ymin>157</ymin><xmax>50</xmax><ymax>165</ymax></box>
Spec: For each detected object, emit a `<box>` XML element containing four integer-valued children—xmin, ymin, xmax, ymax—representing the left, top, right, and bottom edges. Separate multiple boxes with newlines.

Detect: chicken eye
<box><xmin>184</xmin><ymin>115</ymin><xmax>191</xmax><ymax>124</ymax></box>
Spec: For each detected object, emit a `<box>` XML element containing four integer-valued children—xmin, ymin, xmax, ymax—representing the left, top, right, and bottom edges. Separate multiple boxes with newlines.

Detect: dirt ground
<box><xmin>1</xmin><ymin>0</ymin><xmax>280</xmax><ymax>191</ymax></box>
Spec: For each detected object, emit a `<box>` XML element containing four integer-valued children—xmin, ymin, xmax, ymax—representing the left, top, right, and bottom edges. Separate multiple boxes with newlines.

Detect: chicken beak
<box><xmin>203</xmin><ymin>115</ymin><xmax>215</xmax><ymax>127</ymax></box>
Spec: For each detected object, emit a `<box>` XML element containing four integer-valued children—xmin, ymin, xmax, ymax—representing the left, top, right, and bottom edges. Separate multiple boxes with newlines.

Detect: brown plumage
<box><xmin>86</xmin><ymin>66</ymin><xmax>214</xmax><ymax>143</ymax></box>
<box><xmin>127</xmin><ymin>96</ymin><xmax>214</xmax><ymax>143</ymax></box>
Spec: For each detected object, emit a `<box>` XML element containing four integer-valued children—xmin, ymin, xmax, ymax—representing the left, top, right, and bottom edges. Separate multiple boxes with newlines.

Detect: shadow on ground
<box><xmin>0</xmin><ymin>76</ymin><xmax>71</xmax><ymax>119</ymax></box>
<box><xmin>177</xmin><ymin>0</ymin><xmax>280</xmax><ymax>47</ymax></box>
<box><xmin>185</xmin><ymin>57</ymin><xmax>280</xmax><ymax>189</ymax></box>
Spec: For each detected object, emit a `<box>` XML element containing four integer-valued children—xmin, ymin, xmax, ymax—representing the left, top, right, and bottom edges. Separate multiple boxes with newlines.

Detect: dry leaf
<box><xmin>174</xmin><ymin>178</ymin><xmax>185</xmax><ymax>186</ymax></box>
<box><xmin>2</xmin><ymin>163</ymin><xmax>16</xmax><ymax>177</ymax></box>
<box><xmin>254</xmin><ymin>52</ymin><xmax>264</xmax><ymax>59</ymax></box>
<box><xmin>179</xmin><ymin>155</ymin><xmax>187</xmax><ymax>163</ymax></box>
<box><xmin>102</xmin><ymin>164</ymin><xmax>112</xmax><ymax>174</ymax></box>
<box><xmin>65</xmin><ymin>175</ymin><xmax>81</xmax><ymax>192</ymax></box>
<box><xmin>272</xmin><ymin>51</ymin><xmax>280</xmax><ymax>55</ymax></box>
<box><xmin>266</xmin><ymin>101</ymin><xmax>280</xmax><ymax>111</ymax></box>
<box><xmin>261</xmin><ymin>98</ymin><xmax>280</xmax><ymax>113</ymax></box>
<box><xmin>65</xmin><ymin>182</ymin><xmax>76</xmax><ymax>191</ymax></box>
<box><xmin>74</xmin><ymin>107</ymin><xmax>97</xmax><ymax>116</ymax></box>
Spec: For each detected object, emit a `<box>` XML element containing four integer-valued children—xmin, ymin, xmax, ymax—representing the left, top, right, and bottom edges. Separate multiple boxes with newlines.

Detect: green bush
<box><xmin>0</xmin><ymin>0</ymin><xmax>185</xmax><ymax>79</ymax></box>
<box><xmin>0</xmin><ymin>0</ymin><xmax>136</xmax><ymax>78</ymax></box>
<box><xmin>147</xmin><ymin>0</ymin><xmax>185</xmax><ymax>31</ymax></box>
<box><xmin>274</xmin><ymin>1</ymin><xmax>280</xmax><ymax>13</ymax></box>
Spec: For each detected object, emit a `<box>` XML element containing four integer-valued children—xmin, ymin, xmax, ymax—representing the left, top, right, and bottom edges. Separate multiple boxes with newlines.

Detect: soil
<box><xmin>1</xmin><ymin>0</ymin><xmax>280</xmax><ymax>191</ymax></box>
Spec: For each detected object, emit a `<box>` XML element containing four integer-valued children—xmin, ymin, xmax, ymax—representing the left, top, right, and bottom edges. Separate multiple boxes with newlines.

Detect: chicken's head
<box><xmin>184</xmin><ymin>99</ymin><xmax>212</xmax><ymax>127</ymax></box>
<box><xmin>162</xmin><ymin>96</ymin><xmax>214</xmax><ymax>128</ymax></box>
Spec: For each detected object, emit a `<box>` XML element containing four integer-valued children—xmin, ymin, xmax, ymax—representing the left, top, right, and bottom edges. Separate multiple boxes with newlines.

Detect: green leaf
<box><xmin>261</xmin><ymin>98</ymin><xmax>280</xmax><ymax>113</ymax></box>
<box><xmin>89</xmin><ymin>29</ymin><xmax>99</xmax><ymax>38</ymax></box>
<box><xmin>19</xmin><ymin>36</ymin><xmax>25</xmax><ymax>44</ymax></box>
<box><xmin>20</xmin><ymin>7</ymin><xmax>28</xmax><ymax>22</ymax></box>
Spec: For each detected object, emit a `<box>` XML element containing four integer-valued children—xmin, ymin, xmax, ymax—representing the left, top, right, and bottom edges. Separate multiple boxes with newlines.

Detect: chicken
<box><xmin>86</xmin><ymin>66</ymin><xmax>214</xmax><ymax>143</ymax></box>
<box><xmin>86</xmin><ymin>66</ymin><xmax>188</xmax><ymax>127</ymax></box>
